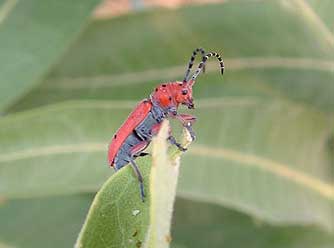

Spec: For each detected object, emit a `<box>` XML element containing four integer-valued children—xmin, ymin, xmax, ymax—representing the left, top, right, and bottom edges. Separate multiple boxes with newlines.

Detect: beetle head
<box><xmin>151</xmin><ymin>81</ymin><xmax>197</xmax><ymax>114</ymax></box>
<box><xmin>173</xmin><ymin>81</ymin><xmax>194</xmax><ymax>109</ymax></box>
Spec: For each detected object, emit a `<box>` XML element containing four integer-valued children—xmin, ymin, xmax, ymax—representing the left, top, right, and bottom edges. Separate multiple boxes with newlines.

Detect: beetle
<box><xmin>108</xmin><ymin>48</ymin><xmax>224</xmax><ymax>201</ymax></box>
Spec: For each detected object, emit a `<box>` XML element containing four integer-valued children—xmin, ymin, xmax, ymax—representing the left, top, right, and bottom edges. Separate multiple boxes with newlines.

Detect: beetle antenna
<box><xmin>183</xmin><ymin>48</ymin><xmax>206</xmax><ymax>83</ymax></box>
<box><xmin>190</xmin><ymin>52</ymin><xmax>224</xmax><ymax>84</ymax></box>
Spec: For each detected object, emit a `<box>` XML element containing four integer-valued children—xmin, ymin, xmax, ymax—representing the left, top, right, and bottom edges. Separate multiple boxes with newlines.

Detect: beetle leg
<box><xmin>138</xmin><ymin>152</ymin><xmax>149</xmax><ymax>157</ymax></box>
<box><xmin>178</xmin><ymin>114</ymin><xmax>197</xmax><ymax>124</ymax></box>
<box><xmin>130</xmin><ymin>140</ymin><xmax>150</xmax><ymax>156</ymax></box>
<box><xmin>168</xmin><ymin>135</ymin><xmax>187</xmax><ymax>152</ymax></box>
<box><xmin>128</xmin><ymin>140</ymin><xmax>150</xmax><ymax>202</ymax></box>
<box><xmin>183</xmin><ymin>122</ymin><xmax>196</xmax><ymax>141</ymax></box>
<box><xmin>151</xmin><ymin>122</ymin><xmax>187</xmax><ymax>151</ymax></box>
<box><xmin>129</xmin><ymin>157</ymin><xmax>145</xmax><ymax>202</ymax></box>
<box><xmin>174</xmin><ymin>114</ymin><xmax>197</xmax><ymax>141</ymax></box>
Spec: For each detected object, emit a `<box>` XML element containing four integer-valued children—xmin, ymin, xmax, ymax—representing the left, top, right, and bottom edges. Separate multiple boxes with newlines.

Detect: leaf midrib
<box><xmin>0</xmin><ymin>142</ymin><xmax>333</xmax><ymax>200</ymax></box>
<box><xmin>0</xmin><ymin>98</ymin><xmax>263</xmax><ymax>124</ymax></box>
<box><xmin>45</xmin><ymin>57</ymin><xmax>334</xmax><ymax>89</ymax></box>
<box><xmin>0</xmin><ymin>0</ymin><xmax>18</xmax><ymax>25</ymax></box>
<box><xmin>294</xmin><ymin>0</ymin><xmax>334</xmax><ymax>48</ymax></box>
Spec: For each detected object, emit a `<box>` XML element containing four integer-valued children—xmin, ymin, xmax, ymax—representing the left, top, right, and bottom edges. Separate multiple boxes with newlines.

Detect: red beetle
<box><xmin>108</xmin><ymin>48</ymin><xmax>224</xmax><ymax>201</ymax></box>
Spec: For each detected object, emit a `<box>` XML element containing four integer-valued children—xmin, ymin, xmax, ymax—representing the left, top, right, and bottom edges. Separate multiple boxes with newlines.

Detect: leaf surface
<box><xmin>1</xmin><ymin>0</ymin><xmax>333</xmax><ymax>235</ymax></box>
<box><xmin>0</xmin><ymin>0</ymin><xmax>100</xmax><ymax>112</ymax></box>
<box><xmin>0</xmin><ymin>99</ymin><xmax>333</xmax><ymax>230</ymax></box>
<box><xmin>8</xmin><ymin>1</ymin><xmax>334</xmax><ymax>113</ymax></box>
<box><xmin>1</xmin><ymin>195</ymin><xmax>334</xmax><ymax>248</ymax></box>
<box><xmin>0</xmin><ymin>194</ymin><xmax>93</xmax><ymax>248</ymax></box>
<box><xmin>76</xmin><ymin>121</ymin><xmax>191</xmax><ymax>248</ymax></box>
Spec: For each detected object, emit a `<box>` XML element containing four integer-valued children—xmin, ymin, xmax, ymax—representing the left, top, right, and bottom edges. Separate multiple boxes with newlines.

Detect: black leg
<box><xmin>184</xmin><ymin>122</ymin><xmax>196</xmax><ymax>141</ymax></box>
<box><xmin>173</xmin><ymin>113</ymin><xmax>197</xmax><ymax>141</ymax></box>
<box><xmin>129</xmin><ymin>157</ymin><xmax>145</xmax><ymax>202</ymax></box>
<box><xmin>168</xmin><ymin>135</ymin><xmax>187</xmax><ymax>152</ymax></box>
<box><xmin>138</xmin><ymin>152</ymin><xmax>150</xmax><ymax>157</ymax></box>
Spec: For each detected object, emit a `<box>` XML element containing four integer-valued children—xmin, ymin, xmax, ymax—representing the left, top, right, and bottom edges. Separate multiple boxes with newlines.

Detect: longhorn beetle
<box><xmin>108</xmin><ymin>48</ymin><xmax>224</xmax><ymax>201</ymax></box>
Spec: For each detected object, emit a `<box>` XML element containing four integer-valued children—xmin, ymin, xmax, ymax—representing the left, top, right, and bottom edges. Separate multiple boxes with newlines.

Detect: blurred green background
<box><xmin>0</xmin><ymin>0</ymin><xmax>333</xmax><ymax>247</ymax></box>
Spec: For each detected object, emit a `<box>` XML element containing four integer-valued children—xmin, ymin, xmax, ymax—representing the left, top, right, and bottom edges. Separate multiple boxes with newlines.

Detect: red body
<box><xmin>107</xmin><ymin>80</ymin><xmax>194</xmax><ymax>167</ymax></box>
<box><xmin>108</xmin><ymin>99</ymin><xmax>152</xmax><ymax>166</ymax></box>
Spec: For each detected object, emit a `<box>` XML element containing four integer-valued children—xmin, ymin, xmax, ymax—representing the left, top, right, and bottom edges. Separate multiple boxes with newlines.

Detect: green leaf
<box><xmin>144</xmin><ymin>122</ymin><xmax>192</xmax><ymax>248</ymax></box>
<box><xmin>1</xmin><ymin>195</ymin><xmax>333</xmax><ymax>248</ymax></box>
<box><xmin>1</xmin><ymin>0</ymin><xmax>333</xmax><ymax>234</ymax></box>
<box><xmin>75</xmin><ymin>121</ymin><xmax>191</xmax><ymax>248</ymax></box>
<box><xmin>74</xmin><ymin>158</ymin><xmax>151</xmax><ymax>248</ymax></box>
<box><xmin>298</xmin><ymin>0</ymin><xmax>334</xmax><ymax>45</ymax></box>
<box><xmin>0</xmin><ymin>194</ymin><xmax>93</xmax><ymax>248</ymax></box>
<box><xmin>172</xmin><ymin>198</ymin><xmax>334</xmax><ymax>248</ymax></box>
<box><xmin>0</xmin><ymin>0</ymin><xmax>100</xmax><ymax>113</ymax></box>
<box><xmin>47</xmin><ymin>1</ymin><xmax>334</xmax><ymax>78</ymax></box>
<box><xmin>8</xmin><ymin>1</ymin><xmax>334</xmax><ymax>113</ymax></box>
<box><xmin>0</xmin><ymin>242</ymin><xmax>14</xmax><ymax>248</ymax></box>
<box><xmin>0</xmin><ymin>99</ymin><xmax>333</xmax><ymax>231</ymax></box>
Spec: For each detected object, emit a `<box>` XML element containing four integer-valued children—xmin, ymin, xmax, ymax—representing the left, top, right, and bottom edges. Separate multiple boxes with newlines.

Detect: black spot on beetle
<box><xmin>162</xmin><ymin>84</ymin><xmax>167</xmax><ymax>87</ymax></box>
<box><xmin>182</xmin><ymin>89</ymin><xmax>188</xmax><ymax>95</ymax></box>
<box><xmin>155</xmin><ymin>88</ymin><xmax>158</xmax><ymax>92</ymax></box>
<box><xmin>168</xmin><ymin>96</ymin><xmax>172</xmax><ymax>101</ymax></box>
<box><xmin>114</xmin><ymin>134</ymin><xmax>117</xmax><ymax>139</ymax></box>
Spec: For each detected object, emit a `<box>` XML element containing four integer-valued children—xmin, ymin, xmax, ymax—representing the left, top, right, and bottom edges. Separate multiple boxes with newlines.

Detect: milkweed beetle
<box><xmin>108</xmin><ymin>48</ymin><xmax>224</xmax><ymax>201</ymax></box>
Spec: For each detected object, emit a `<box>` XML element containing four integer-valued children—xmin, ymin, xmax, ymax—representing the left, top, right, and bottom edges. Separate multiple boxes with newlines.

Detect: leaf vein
<box><xmin>0</xmin><ymin>0</ymin><xmax>18</xmax><ymax>25</ymax></box>
<box><xmin>191</xmin><ymin>144</ymin><xmax>334</xmax><ymax>199</ymax></box>
<box><xmin>44</xmin><ymin>57</ymin><xmax>334</xmax><ymax>89</ymax></box>
<box><xmin>293</xmin><ymin>0</ymin><xmax>334</xmax><ymax>47</ymax></box>
<box><xmin>1</xmin><ymin>142</ymin><xmax>332</xmax><ymax>200</ymax></box>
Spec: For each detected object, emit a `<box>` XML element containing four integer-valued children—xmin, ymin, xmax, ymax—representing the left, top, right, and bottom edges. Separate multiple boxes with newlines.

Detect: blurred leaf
<box><xmin>301</xmin><ymin>0</ymin><xmax>334</xmax><ymax>42</ymax></box>
<box><xmin>76</xmin><ymin>121</ymin><xmax>190</xmax><ymax>248</ymax></box>
<box><xmin>0</xmin><ymin>194</ymin><xmax>93</xmax><ymax>248</ymax></box>
<box><xmin>1</xmin><ymin>0</ymin><xmax>333</xmax><ymax>239</ymax></box>
<box><xmin>1</xmin><ymin>196</ymin><xmax>333</xmax><ymax>248</ymax></box>
<box><xmin>172</xmin><ymin>198</ymin><xmax>334</xmax><ymax>248</ymax></box>
<box><xmin>8</xmin><ymin>1</ymin><xmax>334</xmax><ymax>113</ymax></box>
<box><xmin>47</xmin><ymin>1</ymin><xmax>334</xmax><ymax>77</ymax></box>
<box><xmin>0</xmin><ymin>0</ymin><xmax>100</xmax><ymax>113</ymax></box>
<box><xmin>9</xmin><ymin>68</ymin><xmax>334</xmax><ymax>114</ymax></box>
<box><xmin>178</xmin><ymin>99</ymin><xmax>334</xmax><ymax>230</ymax></box>
<box><xmin>0</xmin><ymin>99</ymin><xmax>333</xmax><ymax>230</ymax></box>
<box><xmin>0</xmin><ymin>242</ymin><xmax>14</xmax><ymax>248</ymax></box>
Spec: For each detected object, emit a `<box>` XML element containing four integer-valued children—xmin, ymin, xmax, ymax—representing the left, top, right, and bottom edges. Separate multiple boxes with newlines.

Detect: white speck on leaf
<box><xmin>132</xmin><ymin>209</ymin><xmax>140</xmax><ymax>216</ymax></box>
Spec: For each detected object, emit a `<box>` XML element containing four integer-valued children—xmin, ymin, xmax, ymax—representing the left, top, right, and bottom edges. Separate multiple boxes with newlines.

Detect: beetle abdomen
<box><xmin>114</xmin><ymin>133</ymin><xmax>142</xmax><ymax>170</ymax></box>
<box><xmin>113</xmin><ymin>103</ymin><xmax>167</xmax><ymax>171</ymax></box>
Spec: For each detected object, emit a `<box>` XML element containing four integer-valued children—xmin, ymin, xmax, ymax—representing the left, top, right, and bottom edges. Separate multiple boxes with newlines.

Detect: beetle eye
<box><xmin>181</xmin><ymin>89</ymin><xmax>188</xmax><ymax>95</ymax></box>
